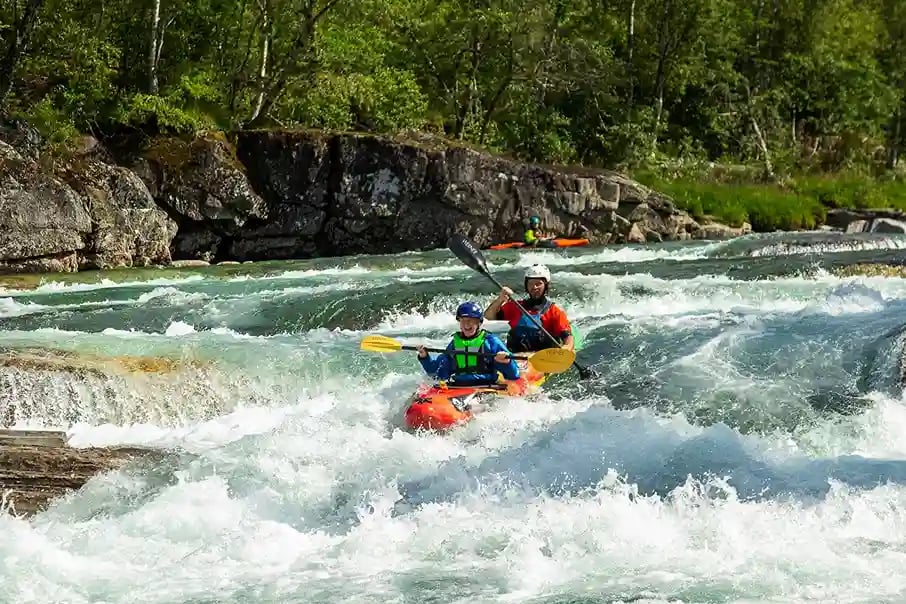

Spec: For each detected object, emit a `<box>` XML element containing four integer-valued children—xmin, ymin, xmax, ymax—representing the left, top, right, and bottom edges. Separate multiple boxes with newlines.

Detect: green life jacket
<box><xmin>524</xmin><ymin>228</ymin><xmax>537</xmax><ymax>244</ymax></box>
<box><xmin>451</xmin><ymin>330</ymin><xmax>491</xmax><ymax>373</ymax></box>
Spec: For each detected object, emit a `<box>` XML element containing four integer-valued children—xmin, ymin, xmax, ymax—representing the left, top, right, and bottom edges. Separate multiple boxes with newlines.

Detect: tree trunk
<box><xmin>746</xmin><ymin>84</ymin><xmax>774</xmax><ymax>178</ymax></box>
<box><xmin>148</xmin><ymin>0</ymin><xmax>161</xmax><ymax>94</ymax></box>
<box><xmin>0</xmin><ymin>0</ymin><xmax>47</xmax><ymax>105</ymax></box>
<box><xmin>652</xmin><ymin>0</ymin><xmax>672</xmax><ymax>129</ymax></box>
<box><xmin>791</xmin><ymin>110</ymin><xmax>796</xmax><ymax>147</ymax></box>
<box><xmin>479</xmin><ymin>40</ymin><xmax>514</xmax><ymax>145</ymax></box>
<box><xmin>249</xmin><ymin>0</ymin><xmax>271</xmax><ymax>123</ymax></box>
<box><xmin>888</xmin><ymin>106</ymin><xmax>901</xmax><ymax>170</ymax></box>
<box><xmin>454</xmin><ymin>30</ymin><xmax>483</xmax><ymax>140</ymax></box>
<box><xmin>626</xmin><ymin>0</ymin><xmax>635</xmax><ymax>109</ymax></box>
<box><xmin>751</xmin><ymin>114</ymin><xmax>774</xmax><ymax>178</ymax></box>
<box><xmin>245</xmin><ymin>0</ymin><xmax>342</xmax><ymax>127</ymax></box>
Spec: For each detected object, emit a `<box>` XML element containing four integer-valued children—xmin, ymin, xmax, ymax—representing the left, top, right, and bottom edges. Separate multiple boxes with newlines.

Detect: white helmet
<box><xmin>524</xmin><ymin>264</ymin><xmax>551</xmax><ymax>282</ymax></box>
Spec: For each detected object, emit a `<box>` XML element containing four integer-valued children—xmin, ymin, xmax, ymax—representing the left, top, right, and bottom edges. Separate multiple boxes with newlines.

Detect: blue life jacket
<box><xmin>506</xmin><ymin>299</ymin><xmax>558</xmax><ymax>353</ymax></box>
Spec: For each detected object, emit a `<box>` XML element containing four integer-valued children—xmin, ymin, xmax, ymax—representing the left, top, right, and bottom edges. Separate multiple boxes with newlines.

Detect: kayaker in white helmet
<box><xmin>483</xmin><ymin>264</ymin><xmax>575</xmax><ymax>353</ymax></box>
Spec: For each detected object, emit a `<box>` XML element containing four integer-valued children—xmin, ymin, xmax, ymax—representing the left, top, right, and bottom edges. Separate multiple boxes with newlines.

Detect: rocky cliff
<box><xmin>0</xmin><ymin>118</ymin><xmax>177</xmax><ymax>273</ymax></box>
<box><xmin>228</xmin><ymin>130</ymin><xmax>750</xmax><ymax>260</ymax></box>
<box><xmin>0</xmin><ymin>121</ymin><xmax>750</xmax><ymax>273</ymax></box>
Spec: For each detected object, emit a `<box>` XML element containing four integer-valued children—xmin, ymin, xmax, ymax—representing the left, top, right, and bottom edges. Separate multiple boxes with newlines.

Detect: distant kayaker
<box><xmin>483</xmin><ymin>263</ymin><xmax>575</xmax><ymax>353</ymax></box>
<box><xmin>524</xmin><ymin>215</ymin><xmax>552</xmax><ymax>247</ymax></box>
<box><xmin>417</xmin><ymin>301</ymin><xmax>520</xmax><ymax>386</ymax></box>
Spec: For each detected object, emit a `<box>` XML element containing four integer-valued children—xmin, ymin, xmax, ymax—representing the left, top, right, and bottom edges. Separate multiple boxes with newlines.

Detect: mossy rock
<box><xmin>146</xmin><ymin>136</ymin><xmax>194</xmax><ymax>170</ymax></box>
<box><xmin>237</xmin><ymin>126</ymin><xmax>491</xmax><ymax>156</ymax></box>
<box><xmin>0</xmin><ymin>274</ymin><xmax>43</xmax><ymax>290</ymax></box>
<box><xmin>833</xmin><ymin>264</ymin><xmax>906</xmax><ymax>278</ymax></box>
<box><xmin>146</xmin><ymin>132</ymin><xmax>243</xmax><ymax>173</ymax></box>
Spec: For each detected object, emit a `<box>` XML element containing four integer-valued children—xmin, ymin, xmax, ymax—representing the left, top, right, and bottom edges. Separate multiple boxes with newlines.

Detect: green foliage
<box><xmin>20</xmin><ymin>9</ymin><xmax>121</xmax><ymax>125</ymax></box>
<box><xmin>789</xmin><ymin>174</ymin><xmax>906</xmax><ymax>211</ymax></box>
<box><xmin>118</xmin><ymin>93</ymin><xmax>212</xmax><ymax>133</ymax></box>
<box><xmin>282</xmin><ymin>68</ymin><xmax>427</xmax><ymax>132</ymax></box>
<box><xmin>22</xmin><ymin>97</ymin><xmax>80</xmax><ymax>151</ymax></box>
<box><xmin>633</xmin><ymin>170</ymin><xmax>829</xmax><ymax>230</ymax></box>
<box><xmin>116</xmin><ymin>72</ymin><xmax>223</xmax><ymax>133</ymax></box>
<box><xmin>2</xmin><ymin>0</ymin><xmax>906</xmax><ymax>229</ymax></box>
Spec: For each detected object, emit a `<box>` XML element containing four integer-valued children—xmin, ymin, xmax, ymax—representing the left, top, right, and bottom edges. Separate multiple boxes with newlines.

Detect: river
<box><xmin>3</xmin><ymin>231</ymin><xmax>906</xmax><ymax>603</ymax></box>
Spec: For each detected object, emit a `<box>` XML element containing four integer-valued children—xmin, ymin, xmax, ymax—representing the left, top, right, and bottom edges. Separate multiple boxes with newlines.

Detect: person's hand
<box><xmin>494</xmin><ymin>351</ymin><xmax>511</xmax><ymax>364</ymax></box>
<box><xmin>417</xmin><ymin>345</ymin><xmax>428</xmax><ymax>359</ymax></box>
<box><xmin>498</xmin><ymin>286</ymin><xmax>514</xmax><ymax>301</ymax></box>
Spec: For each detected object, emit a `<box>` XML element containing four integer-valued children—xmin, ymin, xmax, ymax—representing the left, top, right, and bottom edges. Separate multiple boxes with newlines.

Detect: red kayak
<box><xmin>488</xmin><ymin>238</ymin><xmax>589</xmax><ymax>250</ymax></box>
<box><xmin>403</xmin><ymin>361</ymin><xmax>548</xmax><ymax>431</ymax></box>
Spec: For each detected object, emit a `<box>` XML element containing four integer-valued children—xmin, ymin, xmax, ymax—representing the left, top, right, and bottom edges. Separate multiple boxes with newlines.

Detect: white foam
<box><xmin>4</xmin><ymin>240</ymin><xmax>906</xmax><ymax>602</ymax></box>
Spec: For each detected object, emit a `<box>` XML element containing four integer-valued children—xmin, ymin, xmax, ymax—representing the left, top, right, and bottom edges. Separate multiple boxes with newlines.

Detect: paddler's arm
<box><xmin>561</xmin><ymin>333</ymin><xmax>575</xmax><ymax>352</ymax></box>
<box><xmin>484</xmin><ymin>286</ymin><xmax>514</xmax><ymax>320</ymax></box>
<box><xmin>549</xmin><ymin>305</ymin><xmax>575</xmax><ymax>351</ymax></box>
<box><xmin>487</xmin><ymin>335</ymin><xmax>520</xmax><ymax>380</ymax></box>
<box><xmin>417</xmin><ymin>345</ymin><xmax>449</xmax><ymax>378</ymax></box>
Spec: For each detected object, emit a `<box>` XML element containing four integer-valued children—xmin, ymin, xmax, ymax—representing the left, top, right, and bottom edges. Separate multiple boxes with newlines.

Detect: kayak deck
<box><xmin>488</xmin><ymin>238</ymin><xmax>589</xmax><ymax>250</ymax></box>
<box><xmin>403</xmin><ymin>361</ymin><xmax>547</xmax><ymax>431</ymax></box>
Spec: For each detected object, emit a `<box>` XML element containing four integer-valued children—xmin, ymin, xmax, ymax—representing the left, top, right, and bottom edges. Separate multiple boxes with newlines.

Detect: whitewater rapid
<box><xmin>2</xmin><ymin>232</ymin><xmax>906</xmax><ymax>603</ymax></box>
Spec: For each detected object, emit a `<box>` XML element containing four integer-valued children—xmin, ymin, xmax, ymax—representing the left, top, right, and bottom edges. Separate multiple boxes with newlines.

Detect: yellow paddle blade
<box><xmin>360</xmin><ymin>334</ymin><xmax>404</xmax><ymax>352</ymax></box>
<box><xmin>527</xmin><ymin>347</ymin><xmax>576</xmax><ymax>374</ymax></box>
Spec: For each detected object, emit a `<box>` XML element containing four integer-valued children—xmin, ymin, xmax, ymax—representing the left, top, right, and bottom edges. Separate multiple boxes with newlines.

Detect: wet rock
<box><xmin>1</xmin><ymin>125</ymin><xmax>753</xmax><ymax>273</ymax></box>
<box><xmin>0</xmin><ymin>429</ymin><xmax>152</xmax><ymax>517</ymax></box>
<box><xmin>697</xmin><ymin>219</ymin><xmax>753</xmax><ymax>240</ymax></box>
<box><xmin>826</xmin><ymin>208</ymin><xmax>906</xmax><ymax>234</ymax></box>
<box><xmin>870</xmin><ymin>218</ymin><xmax>906</xmax><ymax>234</ymax></box>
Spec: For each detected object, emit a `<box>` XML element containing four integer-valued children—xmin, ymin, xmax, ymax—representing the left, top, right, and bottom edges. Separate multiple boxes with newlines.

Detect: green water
<box><xmin>2</xmin><ymin>232</ymin><xmax>906</xmax><ymax>602</ymax></box>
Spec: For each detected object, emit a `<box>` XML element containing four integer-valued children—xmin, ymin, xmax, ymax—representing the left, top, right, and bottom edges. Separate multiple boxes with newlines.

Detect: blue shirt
<box><xmin>418</xmin><ymin>332</ymin><xmax>520</xmax><ymax>386</ymax></box>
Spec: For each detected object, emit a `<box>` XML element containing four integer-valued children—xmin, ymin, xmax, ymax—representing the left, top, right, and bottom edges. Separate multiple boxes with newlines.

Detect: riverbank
<box><xmin>633</xmin><ymin>169</ymin><xmax>906</xmax><ymax>233</ymax></box>
<box><xmin>1</xmin><ymin>120</ymin><xmax>752</xmax><ymax>275</ymax></box>
<box><xmin>3</xmin><ymin>119</ymin><xmax>905</xmax><ymax>276</ymax></box>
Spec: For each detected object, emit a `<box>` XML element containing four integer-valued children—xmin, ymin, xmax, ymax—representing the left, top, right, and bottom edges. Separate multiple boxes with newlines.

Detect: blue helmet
<box><xmin>455</xmin><ymin>301</ymin><xmax>483</xmax><ymax>321</ymax></box>
<box><xmin>529</xmin><ymin>215</ymin><xmax>540</xmax><ymax>226</ymax></box>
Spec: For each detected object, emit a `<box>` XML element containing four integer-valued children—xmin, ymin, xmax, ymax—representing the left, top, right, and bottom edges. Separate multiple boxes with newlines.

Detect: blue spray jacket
<box><xmin>418</xmin><ymin>330</ymin><xmax>520</xmax><ymax>386</ymax></box>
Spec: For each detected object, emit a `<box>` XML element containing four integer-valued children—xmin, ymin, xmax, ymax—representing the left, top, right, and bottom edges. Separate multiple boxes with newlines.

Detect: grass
<box><xmin>632</xmin><ymin>169</ymin><xmax>906</xmax><ymax>231</ymax></box>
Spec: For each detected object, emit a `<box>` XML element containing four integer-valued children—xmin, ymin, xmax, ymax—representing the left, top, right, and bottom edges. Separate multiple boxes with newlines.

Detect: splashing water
<box><xmin>3</xmin><ymin>233</ymin><xmax>906</xmax><ymax>602</ymax></box>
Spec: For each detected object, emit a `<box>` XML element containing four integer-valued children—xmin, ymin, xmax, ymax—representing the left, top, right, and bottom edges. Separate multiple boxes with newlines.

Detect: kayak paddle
<box><xmin>360</xmin><ymin>334</ymin><xmax>576</xmax><ymax>374</ymax></box>
<box><xmin>447</xmin><ymin>233</ymin><xmax>598</xmax><ymax>380</ymax></box>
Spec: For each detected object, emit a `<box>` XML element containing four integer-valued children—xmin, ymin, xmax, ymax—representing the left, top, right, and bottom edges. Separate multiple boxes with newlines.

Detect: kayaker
<box><xmin>483</xmin><ymin>263</ymin><xmax>575</xmax><ymax>353</ymax></box>
<box><xmin>524</xmin><ymin>215</ymin><xmax>552</xmax><ymax>246</ymax></box>
<box><xmin>417</xmin><ymin>301</ymin><xmax>520</xmax><ymax>386</ymax></box>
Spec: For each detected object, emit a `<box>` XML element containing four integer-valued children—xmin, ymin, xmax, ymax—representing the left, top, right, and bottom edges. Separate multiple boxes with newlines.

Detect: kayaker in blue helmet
<box><xmin>417</xmin><ymin>301</ymin><xmax>520</xmax><ymax>386</ymax></box>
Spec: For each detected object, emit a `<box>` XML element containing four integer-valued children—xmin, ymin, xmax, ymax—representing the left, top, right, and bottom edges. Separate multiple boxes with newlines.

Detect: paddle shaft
<box><xmin>403</xmin><ymin>344</ymin><xmax>529</xmax><ymax>361</ymax></box>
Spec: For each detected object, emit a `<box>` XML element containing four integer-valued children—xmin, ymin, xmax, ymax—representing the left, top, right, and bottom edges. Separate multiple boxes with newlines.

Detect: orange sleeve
<box><xmin>545</xmin><ymin>305</ymin><xmax>572</xmax><ymax>337</ymax></box>
<box><xmin>499</xmin><ymin>300</ymin><xmax>520</xmax><ymax>323</ymax></box>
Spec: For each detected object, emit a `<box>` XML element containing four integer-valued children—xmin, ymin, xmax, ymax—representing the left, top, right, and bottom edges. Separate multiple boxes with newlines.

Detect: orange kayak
<box><xmin>403</xmin><ymin>361</ymin><xmax>547</xmax><ymax>431</ymax></box>
<box><xmin>488</xmin><ymin>238</ymin><xmax>589</xmax><ymax>250</ymax></box>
